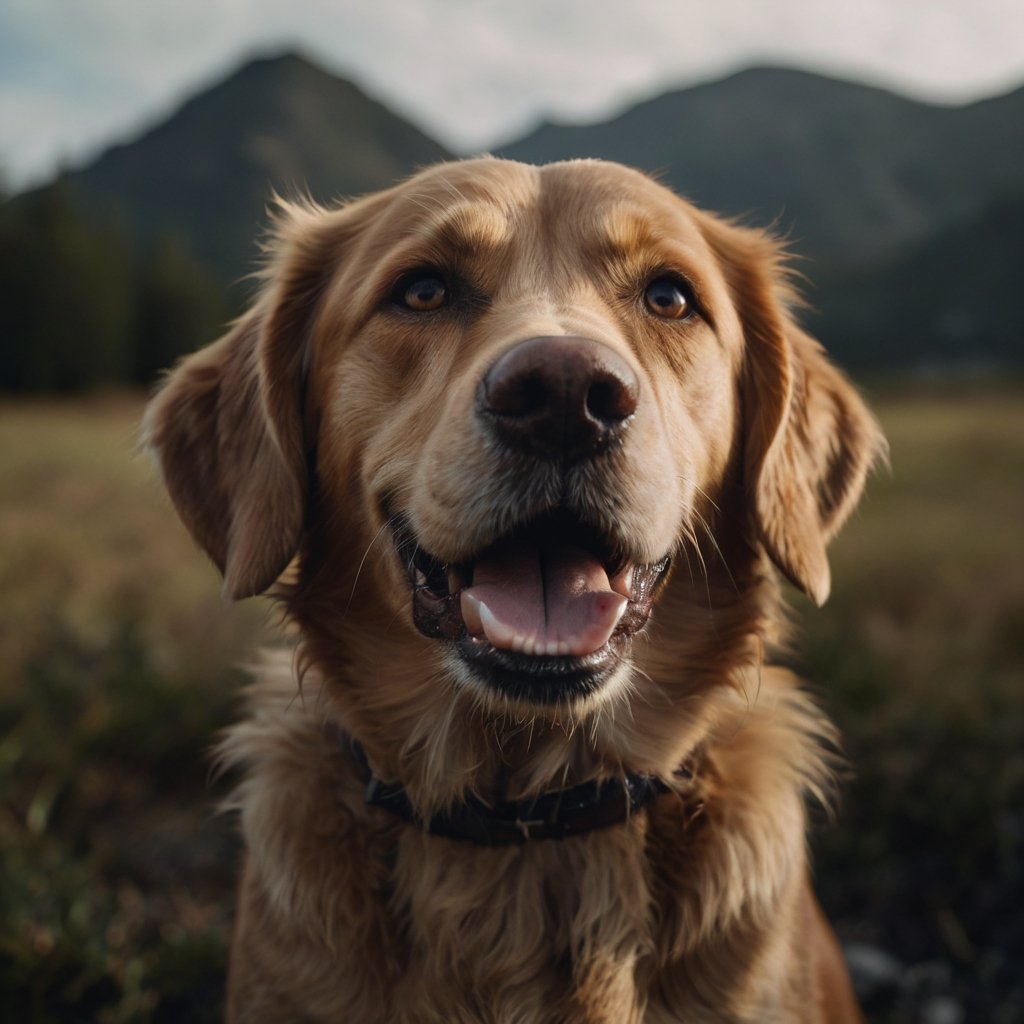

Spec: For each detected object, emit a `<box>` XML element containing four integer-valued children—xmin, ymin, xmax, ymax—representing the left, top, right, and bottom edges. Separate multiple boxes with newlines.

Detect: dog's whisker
<box><xmin>692</xmin><ymin>507</ymin><xmax>741</xmax><ymax>598</ymax></box>
<box><xmin>345</xmin><ymin>514</ymin><xmax>402</xmax><ymax>612</ymax></box>
<box><xmin>686</xmin><ymin>520</ymin><xmax>718</xmax><ymax>614</ymax></box>
<box><xmin>691</xmin><ymin>480</ymin><xmax>723</xmax><ymax>516</ymax></box>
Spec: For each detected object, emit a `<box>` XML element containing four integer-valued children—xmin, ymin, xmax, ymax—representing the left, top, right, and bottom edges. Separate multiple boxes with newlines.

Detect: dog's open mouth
<box><xmin>394</xmin><ymin>510</ymin><xmax>669</xmax><ymax>703</ymax></box>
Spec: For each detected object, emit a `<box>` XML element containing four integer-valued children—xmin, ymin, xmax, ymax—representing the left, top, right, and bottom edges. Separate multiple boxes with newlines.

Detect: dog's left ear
<box><xmin>144</xmin><ymin>199</ymin><xmax>354</xmax><ymax>599</ymax></box>
<box><xmin>703</xmin><ymin>217</ymin><xmax>887</xmax><ymax>605</ymax></box>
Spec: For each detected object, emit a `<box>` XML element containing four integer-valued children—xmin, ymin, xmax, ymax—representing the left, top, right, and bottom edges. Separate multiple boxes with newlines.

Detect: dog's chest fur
<box><xmin>224</xmin><ymin>663</ymin><xmax>820</xmax><ymax>1023</ymax></box>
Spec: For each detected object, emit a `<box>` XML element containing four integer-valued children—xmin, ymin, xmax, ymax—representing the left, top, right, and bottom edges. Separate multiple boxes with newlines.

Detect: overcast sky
<box><xmin>2</xmin><ymin>0</ymin><xmax>1023</xmax><ymax>191</ymax></box>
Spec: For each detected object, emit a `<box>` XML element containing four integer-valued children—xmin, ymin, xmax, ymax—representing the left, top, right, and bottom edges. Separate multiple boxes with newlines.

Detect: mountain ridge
<box><xmin>12</xmin><ymin>50</ymin><xmax>1024</xmax><ymax>369</ymax></box>
<box><xmin>64</xmin><ymin>50</ymin><xmax>452</xmax><ymax>281</ymax></box>
<box><xmin>498</xmin><ymin>65</ymin><xmax>1024</xmax><ymax>271</ymax></box>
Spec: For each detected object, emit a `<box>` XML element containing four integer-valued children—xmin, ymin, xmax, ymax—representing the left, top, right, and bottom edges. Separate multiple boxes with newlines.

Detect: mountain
<box><xmin>62</xmin><ymin>51</ymin><xmax>452</xmax><ymax>283</ymax></box>
<box><xmin>11</xmin><ymin>54</ymin><xmax>1023</xmax><ymax>375</ymax></box>
<box><xmin>810</xmin><ymin>193</ymin><xmax>1024</xmax><ymax>368</ymax></box>
<box><xmin>498</xmin><ymin>68</ymin><xmax>1024</xmax><ymax>274</ymax></box>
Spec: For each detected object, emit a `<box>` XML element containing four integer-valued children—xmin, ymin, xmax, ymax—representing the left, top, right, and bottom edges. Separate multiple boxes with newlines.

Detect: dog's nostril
<box><xmin>479</xmin><ymin>336</ymin><xmax>639</xmax><ymax>463</ymax></box>
<box><xmin>586</xmin><ymin>375</ymin><xmax>638</xmax><ymax>425</ymax></box>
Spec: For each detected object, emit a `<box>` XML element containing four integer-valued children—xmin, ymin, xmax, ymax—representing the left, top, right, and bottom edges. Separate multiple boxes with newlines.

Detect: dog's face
<box><xmin>312</xmin><ymin>160</ymin><xmax>748</xmax><ymax>710</ymax></box>
<box><xmin>147</xmin><ymin>159</ymin><xmax>883</xmax><ymax>731</ymax></box>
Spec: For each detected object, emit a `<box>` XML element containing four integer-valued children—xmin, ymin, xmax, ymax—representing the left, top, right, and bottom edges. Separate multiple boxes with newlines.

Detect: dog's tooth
<box><xmin>545</xmin><ymin>641</ymin><xmax>560</xmax><ymax>656</ymax></box>
<box><xmin>557</xmin><ymin>642</ymin><xmax>571</xmax><ymax>656</ymax></box>
<box><xmin>610</xmin><ymin>564</ymin><xmax>635</xmax><ymax>599</ymax></box>
<box><xmin>460</xmin><ymin>592</ymin><xmax>485</xmax><ymax>636</ymax></box>
<box><xmin>475</xmin><ymin>598</ymin><xmax>518</xmax><ymax>650</ymax></box>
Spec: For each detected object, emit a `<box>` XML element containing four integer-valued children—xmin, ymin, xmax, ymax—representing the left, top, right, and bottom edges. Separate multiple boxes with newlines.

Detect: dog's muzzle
<box><xmin>394</xmin><ymin>336</ymin><xmax>670</xmax><ymax>705</ymax></box>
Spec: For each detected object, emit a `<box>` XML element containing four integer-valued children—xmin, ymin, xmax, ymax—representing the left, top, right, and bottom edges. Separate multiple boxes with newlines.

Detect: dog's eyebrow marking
<box><xmin>598</xmin><ymin>204</ymin><xmax>670</xmax><ymax>254</ymax></box>
<box><xmin>594</xmin><ymin>203</ymin><xmax>706</xmax><ymax>266</ymax></box>
<box><xmin>402</xmin><ymin>199</ymin><xmax>514</xmax><ymax>257</ymax></box>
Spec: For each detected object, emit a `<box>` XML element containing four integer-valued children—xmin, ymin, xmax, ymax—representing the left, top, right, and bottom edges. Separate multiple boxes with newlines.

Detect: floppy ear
<box><xmin>144</xmin><ymin>199</ymin><xmax>345</xmax><ymax>599</ymax></box>
<box><xmin>746</xmin><ymin>323</ymin><xmax>886</xmax><ymax>605</ymax></box>
<box><xmin>705</xmin><ymin>218</ymin><xmax>887</xmax><ymax>605</ymax></box>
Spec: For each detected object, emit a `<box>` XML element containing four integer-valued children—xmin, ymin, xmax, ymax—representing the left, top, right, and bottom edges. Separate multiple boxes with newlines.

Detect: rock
<box><xmin>844</xmin><ymin>943</ymin><xmax>904</xmax><ymax>999</ymax></box>
<box><xmin>920</xmin><ymin>995</ymin><xmax>965</xmax><ymax>1024</ymax></box>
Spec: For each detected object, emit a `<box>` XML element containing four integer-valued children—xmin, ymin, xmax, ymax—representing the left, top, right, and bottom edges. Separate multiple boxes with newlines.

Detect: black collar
<box><xmin>347</xmin><ymin>737</ymin><xmax>685</xmax><ymax>845</ymax></box>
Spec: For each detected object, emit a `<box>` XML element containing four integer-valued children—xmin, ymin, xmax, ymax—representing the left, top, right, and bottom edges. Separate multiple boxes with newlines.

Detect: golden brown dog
<box><xmin>146</xmin><ymin>157</ymin><xmax>884</xmax><ymax>1022</ymax></box>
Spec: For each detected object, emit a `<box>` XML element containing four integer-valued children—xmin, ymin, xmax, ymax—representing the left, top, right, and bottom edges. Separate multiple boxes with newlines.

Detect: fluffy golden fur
<box><xmin>145</xmin><ymin>158</ymin><xmax>884</xmax><ymax>1022</ymax></box>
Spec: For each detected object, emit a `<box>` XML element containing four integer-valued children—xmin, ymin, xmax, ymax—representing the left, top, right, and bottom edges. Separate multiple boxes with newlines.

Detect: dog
<box><xmin>145</xmin><ymin>157</ymin><xmax>885</xmax><ymax>1022</ymax></box>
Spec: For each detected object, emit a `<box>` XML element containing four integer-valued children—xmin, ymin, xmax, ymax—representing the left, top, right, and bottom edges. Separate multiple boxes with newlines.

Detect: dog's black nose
<box><xmin>478</xmin><ymin>336</ymin><xmax>639</xmax><ymax>463</ymax></box>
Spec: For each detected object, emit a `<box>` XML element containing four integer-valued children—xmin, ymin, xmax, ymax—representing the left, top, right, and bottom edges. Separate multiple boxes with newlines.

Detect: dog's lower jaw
<box><xmin>443</xmin><ymin>644</ymin><xmax>635</xmax><ymax>724</ymax></box>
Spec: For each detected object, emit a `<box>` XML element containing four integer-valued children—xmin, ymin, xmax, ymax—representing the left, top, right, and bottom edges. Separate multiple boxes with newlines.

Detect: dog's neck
<box><xmin>342</xmin><ymin>732</ymin><xmax>701</xmax><ymax>844</ymax></box>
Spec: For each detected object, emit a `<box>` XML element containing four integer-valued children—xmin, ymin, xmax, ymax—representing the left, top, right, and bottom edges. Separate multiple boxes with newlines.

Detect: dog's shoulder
<box><xmin>216</xmin><ymin>652</ymin><xmax>376</xmax><ymax>901</ymax></box>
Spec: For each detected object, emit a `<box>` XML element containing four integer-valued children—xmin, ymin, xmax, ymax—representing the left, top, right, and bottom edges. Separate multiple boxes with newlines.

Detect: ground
<box><xmin>0</xmin><ymin>384</ymin><xmax>1021</xmax><ymax>1022</ymax></box>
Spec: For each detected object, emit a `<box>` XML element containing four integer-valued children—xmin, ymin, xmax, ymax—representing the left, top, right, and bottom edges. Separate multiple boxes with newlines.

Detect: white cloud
<box><xmin>2</xmin><ymin>0</ymin><xmax>1023</xmax><ymax>190</ymax></box>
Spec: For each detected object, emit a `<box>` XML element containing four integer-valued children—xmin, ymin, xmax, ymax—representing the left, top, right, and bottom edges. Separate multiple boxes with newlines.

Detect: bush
<box><xmin>0</xmin><ymin>614</ymin><xmax>239</xmax><ymax>1023</ymax></box>
<box><xmin>0</xmin><ymin>185</ymin><xmax>228</xmax><ymax>393</ymax></box>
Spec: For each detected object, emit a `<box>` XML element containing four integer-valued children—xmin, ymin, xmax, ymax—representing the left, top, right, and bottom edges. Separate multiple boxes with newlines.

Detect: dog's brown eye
<box><xmin>644</xmin><ymin>277</ymin><xmax>691</xmax><ymax>320</ymax></box>
<box><xmin>402</xmin><ymin>273</ymin><xmax>447</xmax><ymax>312</ymax></box>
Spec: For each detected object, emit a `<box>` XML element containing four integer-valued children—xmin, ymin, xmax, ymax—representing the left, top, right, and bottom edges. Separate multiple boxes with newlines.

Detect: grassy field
<box><xmin>797</xmin><ymin>385</ymin><xmax>1024</xmax><ymax>1021</ymax></box>
<box><xmin>0</xmin><ymin>395</ymin><xmax>268</xmax><ymax>1022</ymax></box>
<box><xmin>1</xmin><ymin>386</ymin><xmax>1021</xmax><ymax>1021</ymax></box>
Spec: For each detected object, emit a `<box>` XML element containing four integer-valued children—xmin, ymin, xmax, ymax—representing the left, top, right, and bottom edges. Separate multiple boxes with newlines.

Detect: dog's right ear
<box><xmin>144</xmin><ymin>199</ymin><xmax>353</xmax><ymax>599</ymax></box>
<box><xmin>698</xmin><ymin>210</ymin><xmax>886</xmax><ymax>606</ymax></box>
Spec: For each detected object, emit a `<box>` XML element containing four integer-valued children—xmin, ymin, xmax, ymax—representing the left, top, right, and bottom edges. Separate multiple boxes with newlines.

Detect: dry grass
<box><xmin>0</xmin><ymin>386</ymin><xmax>1021</xmax><ymax>1021</ymax></box>
<box><xmin>0</xmin><ymin>394</ymin><xmax>269</xmax><ymax>1022</ymax></box>
<box><xmin>813</xmin><ymin>386</ymin><xmax>1024</xmax><ymax>711</ymax></box>
<box><xmin>796</xmin><ymin>385</ymin><xmax>1024</xmax><ymax>1020</ymax></box>
<box><xmin>0</xmin><ymin>394</ymin><xmax>266</xmax><ymax>694</ymax></box>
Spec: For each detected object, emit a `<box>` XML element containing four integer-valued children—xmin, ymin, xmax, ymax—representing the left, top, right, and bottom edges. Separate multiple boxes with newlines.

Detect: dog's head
<box><xmin>146</xmin><ymin>158</ymin><xmax>883</xmax><ymax>736</ymax></box>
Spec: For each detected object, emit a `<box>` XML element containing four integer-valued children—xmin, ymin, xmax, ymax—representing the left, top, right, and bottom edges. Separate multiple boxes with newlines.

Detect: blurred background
<box><xmin>1</xmin><ymin>2</ymin><xmax>1021</xmax><ymax>1021</ymax></box>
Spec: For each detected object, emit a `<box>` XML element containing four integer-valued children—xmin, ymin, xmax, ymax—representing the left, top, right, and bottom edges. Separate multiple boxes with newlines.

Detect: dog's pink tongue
<box><xmin>460</xmin><ymin>540</ymin><xmax>627</xmax><ymax>657</ymax></box>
